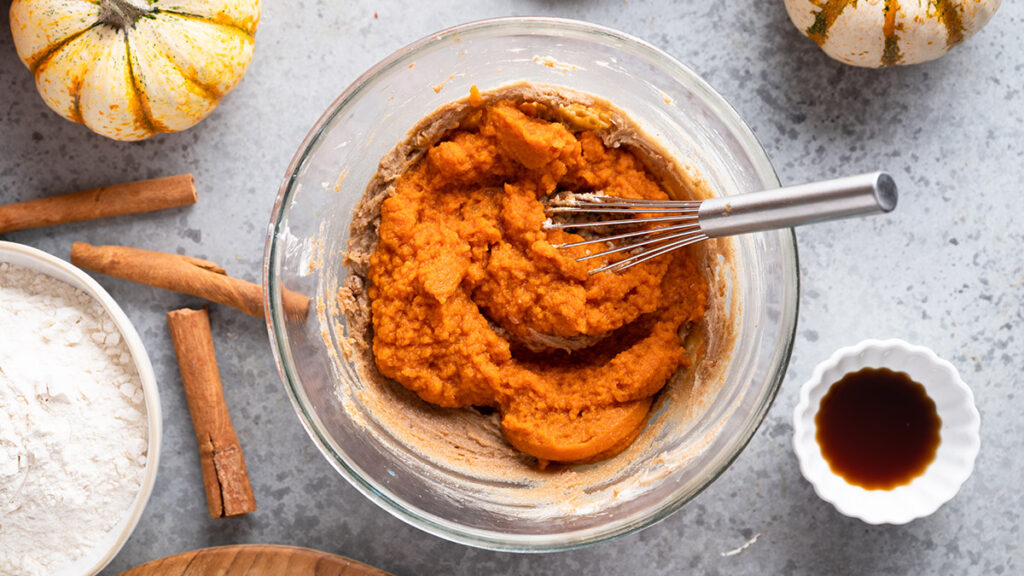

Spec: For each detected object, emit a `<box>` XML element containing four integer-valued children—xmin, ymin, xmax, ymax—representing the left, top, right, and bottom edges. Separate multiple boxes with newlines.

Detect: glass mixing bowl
<box><xmin>264</xmin><ymin>17</ymin><xmax>798</xmax><ymax>551</ymax></box>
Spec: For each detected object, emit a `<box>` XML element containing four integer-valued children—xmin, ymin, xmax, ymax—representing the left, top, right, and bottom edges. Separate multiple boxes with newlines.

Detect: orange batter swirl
<box><xmin>367</xmin><ymin>98</ymin><xmax>708</xmax><ymax>463</ymax></box>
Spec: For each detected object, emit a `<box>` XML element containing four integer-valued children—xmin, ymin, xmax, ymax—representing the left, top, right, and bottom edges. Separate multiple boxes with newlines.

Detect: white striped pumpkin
<box><xmin>9</xmin><ymin>0</ymin><xmax>260</xmax><ymax>141</ymax></box>
<box><xmin>784</xmin><ymin>0</ymin><xmax>1001</xmax><ymax>68</ymax></box>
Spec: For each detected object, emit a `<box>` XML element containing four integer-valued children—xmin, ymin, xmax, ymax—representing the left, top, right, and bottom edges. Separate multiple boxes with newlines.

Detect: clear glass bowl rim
<box><xmin>264</xmin><ymin>16</ymin><xmax>799</xmax><ymax>552</ymax></box>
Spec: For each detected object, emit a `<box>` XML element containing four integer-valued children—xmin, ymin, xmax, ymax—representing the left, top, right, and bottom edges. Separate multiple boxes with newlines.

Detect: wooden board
<box><xmin>119</xmin><ymin>544</ymin><xmax>391</xmax><ymax>576</ymax></box>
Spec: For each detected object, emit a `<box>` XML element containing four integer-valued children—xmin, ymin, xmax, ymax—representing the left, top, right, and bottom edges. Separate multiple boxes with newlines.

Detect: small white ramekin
<box><xmin>793</xmin><ymin>338</ymin><xmax>980</xmax><ymax>525</ymax></box>
<box><xmin>0</xmin><ymin>241</ymin><xmax>162</xmax><ymax>575</ymax></box>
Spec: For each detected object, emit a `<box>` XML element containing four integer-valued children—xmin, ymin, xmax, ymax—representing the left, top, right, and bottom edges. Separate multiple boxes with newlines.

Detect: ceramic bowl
<box><xmin>793</xmin><ymin>338</ymin><xmax>980</xmax><ymax>525</ymax></box>
<box><xmin>0</xmin><ymin>241</ymin><xmax>161</xmax><ymax>575</ymax></box>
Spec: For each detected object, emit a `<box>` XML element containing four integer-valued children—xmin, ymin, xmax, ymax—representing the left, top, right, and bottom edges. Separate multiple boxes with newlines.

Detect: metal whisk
<box><xmin>544</xmin><ymin>172</ymin><xmax>897</xmax><ymax>274</ymax></box>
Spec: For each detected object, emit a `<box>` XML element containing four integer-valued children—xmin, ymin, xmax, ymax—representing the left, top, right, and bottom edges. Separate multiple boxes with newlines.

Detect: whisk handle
<box><xmin>698</xmin><ymin>172</ymin><xmax>897</xmax><ymax>238</ymax></box>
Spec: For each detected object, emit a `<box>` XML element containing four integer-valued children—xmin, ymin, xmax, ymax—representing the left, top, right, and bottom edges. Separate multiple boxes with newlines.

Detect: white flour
<box><xmin>0</xmin><ymin>262</ymin><xmax>148</xmax><ymax>576</ymax></box>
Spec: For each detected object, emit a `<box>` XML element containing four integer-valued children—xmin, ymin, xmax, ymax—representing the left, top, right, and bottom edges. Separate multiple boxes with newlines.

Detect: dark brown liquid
<box><xmin>815</xmin><ymin>367</ymin><xmax>941</xmax><ymax>490</ymax></box>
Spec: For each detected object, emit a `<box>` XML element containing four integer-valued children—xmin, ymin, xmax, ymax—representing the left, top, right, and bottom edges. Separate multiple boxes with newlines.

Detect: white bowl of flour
<box><xmin>0</xmin><ymin>241</ymin><xmax>161</xmax><ymax>576</ymax></box>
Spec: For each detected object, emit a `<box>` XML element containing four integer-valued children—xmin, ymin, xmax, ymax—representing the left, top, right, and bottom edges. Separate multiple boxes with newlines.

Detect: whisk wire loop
<box><xmin>592</xmin><ymin>234</ymin><xmax>709</xmax><ymax>274</ymax></box>
<box><xmin>554</xmin><ymin>221</ymin><xmax>702</xmax><ymax>249</ymax></box>
<box><xmin>543</xmin><ymin>213</ymin><xmax>699</xmax><ymax>229</ymax></box>
<box><xmin>577</xmin><ymin>228</ymin><xmax>707</xmax><ymax>263</ymax></box>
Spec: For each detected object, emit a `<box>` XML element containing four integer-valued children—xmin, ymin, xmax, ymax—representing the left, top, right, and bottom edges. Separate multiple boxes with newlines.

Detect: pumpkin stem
<box><xmin>100</xmin><ymin>0</ymin><xmax>153</xmax><ymax>29</ymax></box>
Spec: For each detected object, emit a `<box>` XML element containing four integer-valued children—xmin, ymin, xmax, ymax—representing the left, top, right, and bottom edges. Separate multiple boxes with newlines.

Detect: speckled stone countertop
<box><xmin>1</xmin><ymin>2</ymin><xmax>1021</xmax><ymax>574</ymax></box>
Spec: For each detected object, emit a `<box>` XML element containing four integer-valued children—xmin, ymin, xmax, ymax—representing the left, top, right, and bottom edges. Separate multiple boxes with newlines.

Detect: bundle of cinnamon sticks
<box><xmin>4</xmin><ymin>174</ymin><xmax>308</xmax><ymax>518</ymax></box>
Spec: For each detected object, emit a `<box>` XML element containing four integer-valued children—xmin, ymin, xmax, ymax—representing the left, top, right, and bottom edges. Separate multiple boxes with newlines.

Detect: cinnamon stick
<box><xmin>70</xmin><ymin>242</ymin><xmax>310</xmax><ymax>320</ymax></box>
<box><xmin>167</xmin><ymin>307</ymin><xmax>257</xmax><ymax>518</ymax></box>
<box><xmin>0</xmin><ymin>174</ymin><xmax>196</xmax><ymax>234</ymax></box>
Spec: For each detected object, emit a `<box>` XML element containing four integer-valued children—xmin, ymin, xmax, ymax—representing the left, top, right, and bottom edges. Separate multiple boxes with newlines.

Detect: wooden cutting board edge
<box><xmin>118</xmin><ymin>544</ymin><xmax>392</xmax><ymax>576</ymax></box>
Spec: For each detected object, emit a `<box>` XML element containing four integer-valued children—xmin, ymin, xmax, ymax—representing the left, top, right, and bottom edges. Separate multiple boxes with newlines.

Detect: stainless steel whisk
<box><xmin>544</xmin><ymin>172</ymin><xmax>898</xmax><ymax>274</ymax></box>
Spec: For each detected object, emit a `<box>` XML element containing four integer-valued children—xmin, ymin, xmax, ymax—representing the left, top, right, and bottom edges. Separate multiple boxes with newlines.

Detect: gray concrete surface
<box><xmin>1</xmin><ymin>1</ymin><xmax>1021</xmax><ymax>574</ymax></box>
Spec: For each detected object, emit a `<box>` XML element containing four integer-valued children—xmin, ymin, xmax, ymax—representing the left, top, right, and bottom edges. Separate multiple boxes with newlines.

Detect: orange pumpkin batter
<box><xmin>368</xmin><ymin>97</ymin><xmax>708</xmax><ymax>463</ymax></box>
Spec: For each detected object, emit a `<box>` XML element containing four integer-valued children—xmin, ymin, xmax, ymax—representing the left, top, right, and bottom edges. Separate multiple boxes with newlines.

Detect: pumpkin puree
<box><xmin>368</xmin><ymin>98</ymin><xmax>708</xmax><ymax>463</ymax></box>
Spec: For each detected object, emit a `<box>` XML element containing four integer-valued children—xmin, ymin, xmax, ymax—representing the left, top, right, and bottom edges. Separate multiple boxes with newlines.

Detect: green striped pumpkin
<box><xmin>785</xmin><ymin>0</ymin><xmax>1001</xmax><ymax>67</ymax></box>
